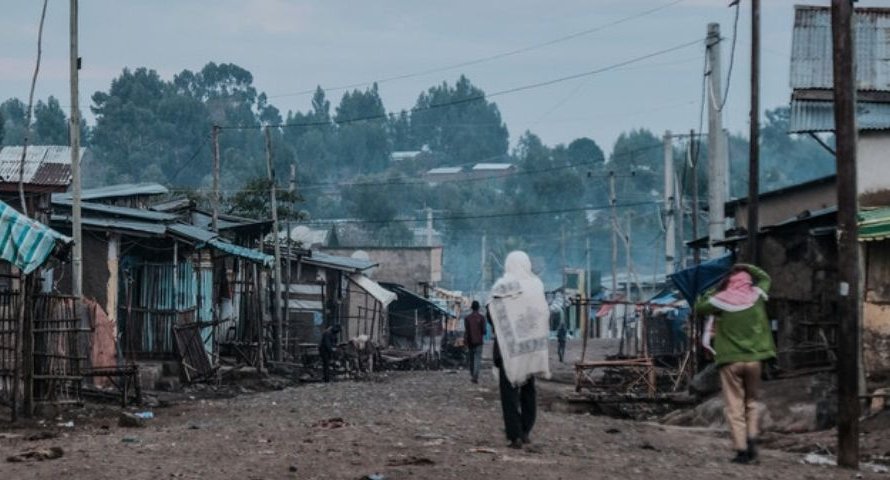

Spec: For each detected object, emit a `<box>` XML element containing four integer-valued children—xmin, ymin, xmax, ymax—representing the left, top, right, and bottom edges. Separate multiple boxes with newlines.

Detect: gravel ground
<box><xmin>0</xmin><ymin>339</ymin><xmax>879</xmax><ymax>479</ymax></box>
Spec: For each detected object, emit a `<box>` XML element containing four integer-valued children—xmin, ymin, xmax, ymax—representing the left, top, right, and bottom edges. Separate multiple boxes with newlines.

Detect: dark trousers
<box><xmin>468</xmin><ymin>345</ymin><xmax>483</xmax><ymax>381</ymax></box>
<box><xmin>557</xmin><ymin>341</ymin><xmax>566</xmax><ymax>363</ymax></box>
<box><xmin>321</xmin><ymin>353</ymin><xmax>332</xmax><ymax>382</ymax></box>
<box><xmin>497</xmin><ymin>363</ymin><xmax>536</xmax><ymax>442</ymax></box>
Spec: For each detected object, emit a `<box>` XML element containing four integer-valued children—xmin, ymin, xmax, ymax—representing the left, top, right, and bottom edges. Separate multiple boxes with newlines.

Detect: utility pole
<box><xmin>706</xmin><ymin>23</ymin><xmax>727</xmax><ymax>259</ymax></box>
<box><xmin>265</xmin><ymin>126</ymin><xmax>283</xmax><ymax>362</ymax></box>
<box><xmin>664</xmin><ymin>130</ymin><xmax>675</xmax><ymax>275</ymax></box>
<box><xmin>285</xmin><ymin>163</ymin><xmax>296</xmax><ymax>338</ymax></box>
<box><xmin>690</xmin><ymin>130</ymin><xmax>701</xmax><ymax>266</ymax></box>
<box><xmin>624</xmin><ymin>212</ymin><xmax>632</xmax><ymax>302</ymax></box>
<box><xmin>70</xmin><ymin>0</ymin><xmax>82</xmax><ymax>298</ymax></box>
<box><xmin>426</xmin><ymin>207</ymin><xmax>434</xmax><ymax>247</ymax></box>
<box><xmin>609</xmin><ymin>172</ymin><xmax>618</xmax><ymax>297</ymax></box>
<box><xmin>480</xmin><ymin>233</ymin><xmax>487</xmax><ymax>290</ymax></box>
<box><xmin>747</xmin><ymin>0</ymin><xmax>761</xmax><ymax>263</ymax></box>
<box><xmin>211</xmin><ymin>125</ymin><xmax>221</xmax><ymax>233</ymax></box>
<box><xmin>831</xmin><ymin>0</ymin><xmax>860</xmax><ymax>468</ymax></box>
<box><xmin>560</xmin><ymin>224</ymin><xmax>566</xmax><ymax>269</ymax></box>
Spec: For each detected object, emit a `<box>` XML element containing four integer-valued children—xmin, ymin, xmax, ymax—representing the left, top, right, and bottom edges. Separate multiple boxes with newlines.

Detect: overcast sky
<box><xmin>1</xmin><ymin>0</ymin><xmax>880</xmax><ymax>155</ymax></box>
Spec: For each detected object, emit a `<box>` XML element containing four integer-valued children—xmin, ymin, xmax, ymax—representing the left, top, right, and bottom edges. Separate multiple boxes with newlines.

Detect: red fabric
<box><xmin>712</xmin><ymin>271</ymin><xmax>759</xmax><ymax>309</ymax></box>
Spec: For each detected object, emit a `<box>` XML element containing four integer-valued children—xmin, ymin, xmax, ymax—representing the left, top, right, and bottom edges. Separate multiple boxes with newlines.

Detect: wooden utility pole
<box><xmin>624</xmin><ymin>212</ymin><xmax>632</xmax><ymax>302</ymax></box>
<box><xmin>831</xmin><ymin>0</ymin><xmax>860</xmax><ymax>468</ymax></box>
<box><xmin>480</xmin><ymin>233</ymin><xmax>487</xmax><ymax>290</ymax></box>
<box><xmin>664</xmin><ymin>130</ymin><xmax>675</xmax><ymax>275</ymax></box>
<box><xmin>706</xmin><ymin>23</ymin><xmax>727</xmax><ymax>259</ymax></box>
<box><xmin>211</xmin><ymin>125</ymin><xmax>221</xmax><ymax>233</ymax></box>
<box><xmin>747</xmin><ymin>0</ymin><xmax>761</xmax><ymax>263</ymax></box>
<box><xmin>690</xmin><ymin>130</ymin><xmax>701</xmax><ymax>266</ymax></box>
<box><xmin>285</xmin><ymin>163</ymin><xmax>296</xmax><ymax>338</ymax></box>
<box><xmin>265</xmin><ymin>126</ymin><xmax>283</xmax><ymax>362</ymax></box>
<box><xmin>70</xmin><ymin>0</ymin><xmax>82</xmax><ymax>298</ymax></box>
<box><xmin>609</xmin><ymin>172</ymin><xmax>618</xmax><ymax>297</ymax></box>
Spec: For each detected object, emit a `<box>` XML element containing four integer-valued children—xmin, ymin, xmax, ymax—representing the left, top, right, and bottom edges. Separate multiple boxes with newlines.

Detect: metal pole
<box><xmin>265</xmin><ymin>126</ymin><xmax>283</xmax><ymax>362</ymax></box>
<box><xmin>747</xmin><ymin>0</ymin><xmax>761</xmax><ymax>263</ymax></box>
<box><xmin>70</xmin><ymin>0</ymin><xmax>82</xmax><ymax>298</ymax></box>
<box><xmin>706</xmin><ymin>23</ymin><xmax>727</xmax><ymax>258</ymax></box>
<box><xmin>664</xmin><ymin>130</ymin><xmax>675</xmax><ymax>275</ymax></box>
<box><xmin>610</xmin><ymin>172</ymin><xmax>618</xmax><ymax>297</ymax></box>
<box><xmin>831</xmin><ymin>0</ymin><xmax>860</xmax><ymax>468</ymax></box>
<box><xmin>691</xmin><ymin>131</ymin><xmax>701</xmax><ymax>266</ymax></box>
<box><xmin>211</xmin><ymin>125</ymin><xmax>221</xmax><ymax>233</ymax></box>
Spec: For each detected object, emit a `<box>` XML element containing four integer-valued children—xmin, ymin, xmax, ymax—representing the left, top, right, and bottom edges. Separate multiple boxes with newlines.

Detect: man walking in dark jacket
<box><xmin>319</xmin><ymin>325</ymin><xmax>341</xmax><ymax>383</ymax></box>
<box><xmin>464</xmin><ymin>300</ymin><xmax>486</xmax><ymax>383</ymax></box>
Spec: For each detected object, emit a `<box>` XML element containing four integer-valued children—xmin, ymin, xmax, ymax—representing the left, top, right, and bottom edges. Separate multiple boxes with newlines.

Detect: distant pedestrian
<box><xmin>487</xmin><ymin>251</ymin><xmax>550</xmax><ymax>449</ymax></box>
<box><xmin>556</xmin><ymin>319</ymin><xmax>567</xmax><ymax>363</ymax></box>
<box><xmin>696</xmin><ymin>263</ymin><xmax>775</xmax><ymax>464</ymax></box>
<box><xmin>464</xmin><ymin>300</ymin><xmax>486</xmax><ymax>383</ymax></box>
<box><xmin>319</xmin><ymin>324</ymin><xmax>341</xmax><ymax>383</ymax></box>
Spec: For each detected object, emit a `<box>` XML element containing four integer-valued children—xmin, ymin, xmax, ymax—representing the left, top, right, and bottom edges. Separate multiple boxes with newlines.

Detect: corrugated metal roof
<box><xmin>51</xmin><ymin>214</ymin><xmax>167</xmax><ymax>236</ymax></box>
<box><xmin>52</xmin><ymin>198</ymin><xmax>179</xmax><ymax>222</ymax></box>
<box><xmin>472</xmin><ymin>163</ymin><xmax>513</xmax><ymax>170</ymax></box>
<box><xmin>791</xmin><ymin>6</ymin><xmax>890</xmax><ymax>91</ymax></box>
<box><xmin>427</xmin><ymin>167</ymin><xmax>462</xmax><ymax>175</ymax></box>
<box><xmin>167</xmin><ymin>223</ymin><xmax>217</xmax><ymax>244</ymax></box>
<box><xmin>0</xmin><ymin>146</ymin><xmax>80</xmax><ymax>186</ymax></box>
<box><xmin>303</xmin><ymin>251</ymin><xmax>376</xmax><ymax>272</ymax></box>
<box><xmin>789</xmin><ymin>99</ymin><xmax>890</xmax><ymax>132</ymax></box>
<box><xmin>55</xmin><ymin>183</ymin><xmax>168</xmax><ymax>201</ymax></box>
<box><xmin>207</xmin><ymin>238</ymin><xmax>273</xmax><ymax>266</ymax></box>
<box><xmin>349</xmin><ymin>273</ymin><xmax>397</xmax><ymax>307</ymax></box>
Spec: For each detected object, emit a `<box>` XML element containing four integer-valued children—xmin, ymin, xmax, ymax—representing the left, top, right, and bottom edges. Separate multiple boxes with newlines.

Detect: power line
<box><xmin>719</xmin><ymin>1</ymin><xmax>741</xmax><ymax>111</ymax></box>
<box><xmin>267</xmin><ymin>0</ymin><xmax>687</xmax><ymax>99</ymax></box>
<box><xmin>301</xmin><ymin>200</ymin><xmax>655</xmax><ymax>226</ymax></box>
<box><xmin>219</xmin><ymin>37</ymin><xmax>703</xmax><ymax>132</ymax></box>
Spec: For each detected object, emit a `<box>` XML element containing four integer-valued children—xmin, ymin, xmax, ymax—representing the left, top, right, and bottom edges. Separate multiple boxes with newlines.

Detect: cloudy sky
<box><xmin>0</xmin><ymin>0</ymin><xmax>877</xmax><ymax>154</ymax></box>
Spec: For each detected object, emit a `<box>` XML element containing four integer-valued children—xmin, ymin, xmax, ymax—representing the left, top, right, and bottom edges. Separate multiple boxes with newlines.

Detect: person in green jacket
<box><xmin>696</xmin><ymin>263</ymin><xmax>775</xmax><ymax>464</ymax></box>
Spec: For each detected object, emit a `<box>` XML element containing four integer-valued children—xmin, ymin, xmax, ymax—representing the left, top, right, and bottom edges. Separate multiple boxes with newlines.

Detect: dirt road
<box><xmin>0</xmin><ymin>340</ymin><xmax>877</xmax><ymax>479</ymax></box>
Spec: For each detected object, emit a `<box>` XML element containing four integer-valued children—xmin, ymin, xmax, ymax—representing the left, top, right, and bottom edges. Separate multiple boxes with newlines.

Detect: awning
<box><xmin>859</xmin><ymin>207</ymin><xmax>890</xmax><ymax>242</ymax></box>
<box><xmin>349</xmin><ymin>273</ymin><xmax>396</xmax><ymax>307</ymax></box>
<box><xmin>0</xmin><ymin>200</ymin><xmax>70</xmax><ymax>274</ymax></box>
<box><xmin>207</xmin><ymin>238</ymin><xmax>273</xmax><ymax>266</ymax></box>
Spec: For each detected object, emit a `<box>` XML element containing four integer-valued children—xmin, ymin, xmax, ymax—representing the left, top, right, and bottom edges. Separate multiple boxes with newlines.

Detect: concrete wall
<box><xmin>859</xmin><ymin>133</ymin><xmax>890</xmax><ymax>207</ymax></box>
<box><xmin>322</xmin><ymin>247</ymin><xmax>443</xmax><ymax>294</ymax></box>
<box><xmin>733</xmin><ymin>181</ymin><xmax>836</xmax><ymax>230</ymax></box>
<box><xmin>865</xmin><ymin>241</ymin><xmax>890</xmax><ymax>378</ymax></box>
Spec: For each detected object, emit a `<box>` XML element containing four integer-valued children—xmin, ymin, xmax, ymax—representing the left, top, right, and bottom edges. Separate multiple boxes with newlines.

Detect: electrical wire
<box><xmin>719</xmin><ymin>1</ymin><xmax>741</xmax><ymax>111</ymax></box>
<box><xmin>219</xmin><ymin>38</ymin><xmax>703</xmax><ymax>131</ymax></box>
<box><xmin>267</xmin><ymin>0</ymin><xmax>687</xmax><ymax>99</ymax></box>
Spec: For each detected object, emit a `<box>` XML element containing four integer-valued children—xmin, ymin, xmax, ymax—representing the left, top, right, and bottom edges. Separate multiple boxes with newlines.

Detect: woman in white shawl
<box><xmin>487</xmin><ymin>251</ymin><xmax>550</xmax><ymax>449</ymax></box>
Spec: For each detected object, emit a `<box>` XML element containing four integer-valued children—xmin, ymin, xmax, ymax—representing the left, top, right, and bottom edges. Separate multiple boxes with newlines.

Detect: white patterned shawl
<box><xmin>488</xmin><ymin>251</ymin><xmax>551</xmax><ymax>385</ymax></box>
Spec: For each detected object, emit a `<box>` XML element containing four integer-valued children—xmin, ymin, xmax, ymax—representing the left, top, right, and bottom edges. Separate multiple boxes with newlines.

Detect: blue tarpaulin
<box><xmin>668</xmin><ymin>254</ymin><xmax>735</xmax><ymax>306</ymax></box>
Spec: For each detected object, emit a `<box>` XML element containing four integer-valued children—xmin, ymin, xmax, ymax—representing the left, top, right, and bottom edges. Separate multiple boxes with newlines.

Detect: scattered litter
<box><xmin>289</xmin><ymin>465</ymin><xmax>298</xmax><ymax>472</ymax></box>
<box><xmin>57</xmin><ymin>421</ymin><xmax>74</xmax><ymax>428</ymax></box>
<box><xmin>6</xmin><ymin>446</ymin><xmax>64</xmax><ymax>462</ymax></box>
<box><xmin>121</xmin><ymin>437</ymin><xmax>140</xmax><ymax>444</ymax></box>
<box><xmin>605</xmin><ymin>428</ymin><xmax>621</xmax><ymax>434</ymax></box>
<box><xmin>801</xmin><ymin>453</ymin><xmax>835</xmax><ymax>467</ymax></box>
<box><xmin>118</xmin><ymin>412</ymin><xmax>146</xmax><ymax>428</ymax></box>
<box><xmin>0</xmin><ymin>433</ymin><xmax>23</xmax><ymax>440</ymax></box>
<box><xmin>359</xmin><ymin>474</ymin><xmax>386</xmax><ymax>480</ymax></box>
<box><xmin>312</xmin><ymin>417</ymin><xmax>349</xmax><ymax>429</ymax></box>
<box><xmin>638</xmin><ymin>442</ymin><xmax>659</xmax><ymax>451</ymax></box>
<box><xmin>469</xmin><ymin>447</ymin><xmax>498</xmax><ymax>455</ymax></box>
<box><xmin>386</xmin><ymin>455</ymin><xmax>435</xmax><ymax>466</ymax></box>
<box><xmin>134</xmin><ymin>411</ymin><xmax>154</xmax><ymax>419</ymax></box>
<box><xmin>25</xmin><ymin>431</ymin><xmax>58</xmax><ymax>441</ymax></box>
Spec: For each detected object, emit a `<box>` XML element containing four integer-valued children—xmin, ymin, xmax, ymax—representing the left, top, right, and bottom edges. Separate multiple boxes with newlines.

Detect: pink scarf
<box><xmin>709</xmin><ymin>271</ymin><xmax>764</xmax><ymax>312</ymax></box>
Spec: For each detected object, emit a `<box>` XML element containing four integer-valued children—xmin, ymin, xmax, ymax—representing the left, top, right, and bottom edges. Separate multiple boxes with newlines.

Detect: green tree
<box><xmin>33</xmin><ymin>96</ymin><xmax>68</xmax><ymax>144</ymax></box>
<box><xmin>0</xmin><ymin>98</ymin><xmax>28</xmax><ymax>146</ymax></box>
<box><xmin>334</xmin><ymin>83</ymin><xmax>390</xmax><ymax>173</ymax></box>
<box><xmin>410</xmin><ymin>75</ymin><xmax>508</xmax><ymax>164</ymax></box>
